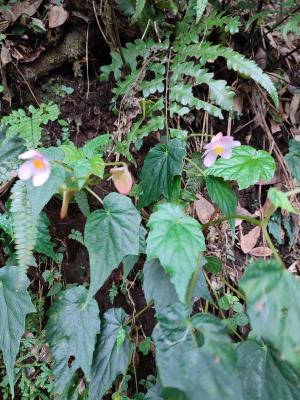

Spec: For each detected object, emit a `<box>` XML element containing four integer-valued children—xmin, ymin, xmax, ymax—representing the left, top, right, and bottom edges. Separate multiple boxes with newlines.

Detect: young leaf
<box><xmin>240</xmin><ymin>260</ymin><xmax>300</xmax><ymax>371</ymax></box>
<box><xmin>0</xmin><ymin>265</ymin><xmax>35</xmax><ymax>397</ymax></box>
<box><xmin>45</xmin><ymin>286</ymin><xmax>100</xmax><ymax>394</ymax></box>
<box><xmin>139</xmin><ymin>139</ymin><xmax>186</xmax><ymax>208</ymax></box>
<box><xmin>143</xmin><ymin>258</ymin><xmax>179</xmax><ymax>313</ymax></box>
<box><xmin>237</xmin><ymin>340</ymin><xmax>300</xmax><ymax>400</ymax></box>
<box><xmin>207</xmin><ymin>146</ymin><xmax>275</xmax><ymax>190</ymax></box>
<box><xmin>206</xmin><ymin>176</ymin><xmax>237</xmax><ymax>235</ymax></box>
<box><xmin>89</xmin><ymin>308</ymin><xmax>133</xmax><ymax>399</ymax></box>
<box><xmin>146</xmin><ymin>203</ymin><xmax>205</xmax><ymax>303</ymax></box>
<box><xmin>153</xmin><ymin>304</ymin><xmax>243</xmax><ymax>400</ymax></box>
<box><xmin>84</xmin><ymin>193</ymin><xmax>141</xmax><ymax>296</ymax></box>
<box><xmin>268</xmin><ymin>188</ymin><xmax>299</xmax><ymax>215</ymax></box>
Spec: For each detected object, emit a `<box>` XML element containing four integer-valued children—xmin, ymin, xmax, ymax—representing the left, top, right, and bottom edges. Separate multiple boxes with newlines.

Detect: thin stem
<box><xmin>85</xmin><ymin>186</ymin><xmax>103</xmax><ymax>205</ymax></box>
<box><xmin>202</xmin><ymin>214</ymin><xmax>261</xmax><ymax>230</ymax></box>
<box><xmin>221</xmin><ymin>278</ymin><xmax>246</xmax><ymax>301</ymax></box>
<box><xmin>262</xmin><ymin>224</ymin><xmax>284</xmax><ymax>267</ymax></box>
<box><xmin>187</xmin><ymin>133</ymin><xmax>213</xmax><ymax>140</ymax></box>
<box><xmin>187</xmin><ymin>256</ymin><xmax>202</xmax><ymax>307</ymax></box>
<box><xmin>185</xmin><ymin>157</ymin><xmax>206</xmax><ymax>177</ymax></box>
<box><xmin>105</xmin><ymin>161</ymin><xmax>127</xmax><ymax>167</ymax></box>
<box><xmin>125</xmin><ymin>302</ymin><xmax>154</xmax><ymax>326</ymax></box>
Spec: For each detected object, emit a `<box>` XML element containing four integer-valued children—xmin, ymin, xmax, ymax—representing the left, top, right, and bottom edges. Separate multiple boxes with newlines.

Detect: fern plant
<box><xmin>100</xmin><ymin>0</ymin><xmax>278</xmax><ymax>160</ymax></box>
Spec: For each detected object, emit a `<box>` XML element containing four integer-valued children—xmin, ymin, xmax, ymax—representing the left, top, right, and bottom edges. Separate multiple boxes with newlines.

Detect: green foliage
<box><xmin>35</xmin><ymin>212</ymin><xmax>59</xmax><ymax>261</ymax></box>
<box><xmin>11</xmin><ymin>180</ymin><xmax>38</xmax><ymax>279</ymax></box>
<box><xmin>195</xmin><ymin>0</ymin><xmax>208</xmax><ymax>23</ymax></box>
<box><xmin>89</xmin><ymin>308</ymin><xmax>133</xmax><ymax>399</ymax></box>
<box><xmin>281</xmin><ymin>14</ymin><xmax>300</xmax><ymax>39</ymax></box>
<box><xmin>45</xmin><ymin>286</ymin><xmax>100</xmax><ymax>394</ymax></box>
<box><xmin>2</xmin><ymin>103</ymin><xmax>59</xmax><ymax>149</ymax></box>
<box><xmin>268</xmin><ymin>188</ymin><xmax>299</xmax><ymax>214</ymax></box>
<box><xmin>84</xmin><ymin>193</ymin><xmax>141</xmax><ymax>296</ymax></box>
<box><xmin>146</xmin><ymin>203</ymin><xmax>205</xmax><ymax>303</ymax></box>
<box><xmin>0</xmin><ymin>265</ymin><xmax>35</xmax><ymax>396</ymax></box>
<box><xmin>139</xmin><ymin>139</ymin><xmax>186</xmax><ymax>208</ymax></box>
<box><xmin>285</xmin><ymin>139</ymin><xmax>300</xmax><ymax>182</ymax></box>
<box><xmin>240</xmin><ymin>260</ymin><xmax>300</xmax><ymax>371</ymax></box>
<box><xmin>207</xmin><ymin>145</ymin><xmax>276</xmax><ymax>190</ymax></box>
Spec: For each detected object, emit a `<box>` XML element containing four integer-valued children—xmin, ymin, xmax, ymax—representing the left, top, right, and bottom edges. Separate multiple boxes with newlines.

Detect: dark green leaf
<box><xmin>0</xmin><ymin>265</ymin><xmax>35</xmax><ymax>396</ymax></box>
<box><xmin>146</xmin><ymin>203</ymin><xmax>205</xmax><ymax>303</ymax></box>
<box><xmin>35</xmin><ymin>212</ymin><xmax>57</xmax><ymax>261</ymax></box>
<box><xmin>237</xmin><ymin>340</ymin><xmax>300</xmax><ymax>400</ymax></box>
<box><xmin>45</xmin><ymin>286</ymin><xmax>100</xmax><ymax>394</ymax></box>
<box><xmin>240</xmin><ymin>260</ymin><xmax>300</xmax><ymax>370</ymax></box>
<box><xmin>203</xmin><ymin>255</ymin><xmax>222</xmax><ymax>274</ymax></box>
<box><xmin>207</xmin><ymin>146</ymin><xmax>275</xmax><ymax>190</ymax></box>
<box><xmin>206</xmin><ymin>176</ymin><xmax>237</xmax><ymax>235</ymax></box>
<box><xmin>139</xmin><ymin>139</ymin><xmax>186</xmax><ymax>208</ymax></box>
<box><xmin>285</xmin><ymin>139</ymin><xmax>300</xmax><ymax>182</ymax></box>
<box><xmin>89</xmin><ymin>308</ymin><xmax>133</xmax><ymax>399</ymax></box>
<box><xmin>85</xmin><ymin>193</ymin><xmax>141</xmax><ymax>296</ymax></box>
<box><xmin>143</xmin><ymin>258</ymin><xmax>178</xmax><ymax>313</ymax></box>
<box><xmin>153</xmin><ymin>304</ymin><xmax>243</xmax><ymax>400</ymax></box>
<box><xmin>122</xmin><ymin>225</ymin><xmax>147</xmax><ymax>279</ymax></box>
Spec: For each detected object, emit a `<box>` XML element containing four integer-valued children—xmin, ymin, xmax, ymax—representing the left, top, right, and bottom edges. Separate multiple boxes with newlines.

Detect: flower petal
<box><xmin>221</xmin><ymin>148</ymin><xmax>232</xmax><ymax>159</ymax></box>
<box><xmin>32</xmin><ymin>167</ymin><xmax>51</xmax><ymax>186</ymax></box>
<box><xmin>110</xmin><ymin>165</ymin><xmax>133</xmax><ymax>195</ymax></box>
<box><xmin>19</xmin><ymin>150</ymin><xmax>43</xmax><ymax>160</ymax></box>
<box><xmin>232</xmin><ymin>140</ymin><xmax>241</xmax><ymax>147</ymax></box>
<box><xmin>211</xmin><ymin>132</ymin><xmax>223</xmax><ymax>143</ymax></box>
<box><xmin>18</xmin><ymin>161</ymin><xmax>35</xmax><ymax>180</ymax></box>
<box><xmin>203</xmin><ymin>151</ymin><xmax>218</xmax><ymax>167</ymax></box>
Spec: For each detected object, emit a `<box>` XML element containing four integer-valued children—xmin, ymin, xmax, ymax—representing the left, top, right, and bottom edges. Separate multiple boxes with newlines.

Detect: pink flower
<box><xmin>18</xmin><ymin>150</ymin><xmax>51</xmax><ymax>187</ymax></box>
<box><xmin>110</xmin><ymin>165</ymin><xmax>133</xmax><ymax>195</ymax></box>
<box><xmin>203</xmin><ymin>132</ymin><xmax>241</xmax><ymax>167</ymax></box>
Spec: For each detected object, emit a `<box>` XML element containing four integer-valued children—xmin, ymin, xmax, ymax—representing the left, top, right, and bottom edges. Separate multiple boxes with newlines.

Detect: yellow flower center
<box><xmin>33</xmin><ymin>159</ymin><xmax>45</xmax><ymax>169</ymax></box>
<box><xmin>213</xmin><ymin>146</ymin><xmax>225</xmax><ymax>155</ymax></box>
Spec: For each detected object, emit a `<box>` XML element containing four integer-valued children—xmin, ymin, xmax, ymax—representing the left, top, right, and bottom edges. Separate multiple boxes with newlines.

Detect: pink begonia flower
<box><xmin>110</xmin><ymin>165</ymin><xmax>133</xmax><ymax>195</ymax></box>
<box><xmin>203</xmin><ymin>132</ymin><xmax>241</xmax><ymax>167</ymax></box>
<box><xmin>18</xmin><ymin>150</ymin><xmax>51</xmax><ymax>187</ymax></box>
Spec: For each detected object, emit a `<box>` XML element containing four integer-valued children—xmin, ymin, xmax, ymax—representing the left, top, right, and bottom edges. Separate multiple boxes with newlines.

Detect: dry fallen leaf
<box><xmin>0</xmin><ymin>45</ymin><xmax>11</xmax><ymax>65</ymax></box>
<box><xmin>240</xmin><ymin>226</ymin><xmax>261</xmax><ymax>254</ymax></box>
<box><xmin>48</xmin><ymin>5</ymin><xmax>68</xmax><ymax>28</ymax></box>
<box><xmin>194</xmin><ymin>194</ymin><xmax>215</xmax><ymax>224</ymax></box>
<box><xmin>248</xmin><ymin>247</ymin><xmax>273</xmax><ymax>257</ymax></box>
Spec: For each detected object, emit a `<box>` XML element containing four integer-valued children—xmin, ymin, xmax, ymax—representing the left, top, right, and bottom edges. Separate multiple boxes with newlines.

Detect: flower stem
<box><xmin>85</xmin><ymin>186</ymin><xmax>103</xmax><ymax>205</ymax></box>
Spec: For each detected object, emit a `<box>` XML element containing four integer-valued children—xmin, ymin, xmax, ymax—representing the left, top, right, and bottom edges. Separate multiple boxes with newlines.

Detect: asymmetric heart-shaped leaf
<box><xmin>0</xmin><ymin>265</ymin><xmax>35</xmax><ymax>396</ymax></box>
<box><xmin>146</xmin><ymin>203</ymin><xmax>205</xmax><ymax>303</ymax></box>
<box><xmin>45</xmin><ymin>286</ymin><xmax>100</xmax><ymax>394</ymax></box>
<box><xmin>207</xmin><ymin>146</ymin><xmax>275</xmax><ymax>190</ymax></box>
<box><xmin>237</xmin><ymin>339</ymin><xmax>300</xmax><ymax>400</ymax></box>
<box><xmin>153</xmin><ymin>303</ymin><xmax>243</xmax><ymax>400</ymax></box>
<box><xmin>89</xmin><ymin>308</ymin><xmax>133</xmax><ymax>400</ymax></box>
<box><xmin>139</xmin><ymin>139</ymin><xmax>186</xmax><ymax>208</ymax></box>
<box><xmin>240</xmin><ymin>261</ymin><xmax>300</xmax><ymax>370</ymax></box>
<box><xmin>85</xmin><ymin>193</ymin><xmax>141</xmax><ymax>296</ymax></box>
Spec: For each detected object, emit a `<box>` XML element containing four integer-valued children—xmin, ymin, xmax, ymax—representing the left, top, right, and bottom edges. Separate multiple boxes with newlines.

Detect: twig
<box><xmin>266</xmin><ymin>4</ymin><xmax>300</xmax><ymax>33</ymax></box>
<box><xmin>85</xmin><ymin>186</ymin><xmax>103</xmax><ymax>205</ymax></box>
<box><xmin>14</xmin><ymin>63</ymin><xmax>40</xmax><ymax>107</ymax></box>
<box><xmin>85</xmin><ymin>23</ymin><xmax>90</xmax><ymax>100</ymax></box>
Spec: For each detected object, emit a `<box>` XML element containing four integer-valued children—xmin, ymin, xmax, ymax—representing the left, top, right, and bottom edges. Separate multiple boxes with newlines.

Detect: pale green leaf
<box><xmin>84</xmin><ymin>193</ymin><xmax>141</xmax><ymax>296</ymax></box>
<box><xmin>237</xmin><ymin>340</ymin><xmax>300</xmax><ymax>400</ymax></box>
<box><xmin>195</xmin><ymin>0</ymin><xmax>208</xmax><ymax>23</ymax></box>
<box><xmin>89</xmin><ymin>308</ymin><xmax>133</xmax><ymax>399</ymax></box>
<box><xmin>45</xmin><ymin>286</ymin><xmax>100</xmax><ymax>394</ymax></box>
<box><xmin>0</xmin><ymin>265</ymin><xmax>35</xmax><ymax>396</ymax></box>
<box><xmin>207</xmin><ymin>146</ymin><xmax>275</xmax><ymax>190</ymax></box>
<box><xmin>268</xmin><ymin>188</ymin><xmax>299</xmax><ymax>215</ymax></box>
<box><xmin>139</xmin><ymin>139</ymin><xmax>186</xmax><ymax>208</ymax></box>
<box><xmin>146</xmin><ymin>203</ymin><xmax>205</xmax><ymax>303</ymax></box>
<box><xmin>240</xmin><ymin>260</ymin><xmax>300</xmax><ymax>371</ymax></box>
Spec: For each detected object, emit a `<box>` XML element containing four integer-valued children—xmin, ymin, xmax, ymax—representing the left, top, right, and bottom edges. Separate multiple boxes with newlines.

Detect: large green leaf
<box><xmin>153</xmin><ymin>303</ymin><xmax>243</xmax><ymax>400</ymax></box>
<box><xmin>240</xmin><ymin>261</ymin><xmax>300</xmax><ymax>371</ymax></box>
<box><xmin>146</xmin><ymin>203</ymin><xmax>205</xmax><ymax>303</ymax></box>
<box><xmin>139</xmin><ymin>139</ymin><xmax>186</xmax><ymax>208</ymax></box>
<box><xmin>0</xmin><ymin>265</ymin><xmax>35</xmax><ymax>396</ymax></box>
<box><xmin>89</xmin><ymin>308</ymin><xmax>133</xmax><ymax>400</ymax></box>
<box><xmin>45</xmin><ymin>286</ymin><xmax>100</xmax><ymax>394</ymax></box>
<box><xmin>285</xmin><ymin>139</ymin><xmax>300</xmax><ymax>182</ymax></box>
<box><xmin>85</xmin><ymin>193</ymin><xmax>141</xmax><ymax>296</ymax></box>
<box><xmin>27</xmin><ymin>164</ymin><xmax>66</xmax><ymax>216</ymax></box>
<box><xmin>206</xmin><ymin>176</ymin><xmax>237</xmax><ymax>235</ymax></box>
<box><xmin>143</xmin><ymin>258</ymin><xmax>178</xmax><ymax>313</ymax></box>
<box><xmin>237</xmin><ymin>340</ymin><xmax>300</xmax><ymax>400</ymax></box>
<box><xmin>207</xmin><ymin>146</ymin><xmax>275</xmax><ymax>190</ymax></box>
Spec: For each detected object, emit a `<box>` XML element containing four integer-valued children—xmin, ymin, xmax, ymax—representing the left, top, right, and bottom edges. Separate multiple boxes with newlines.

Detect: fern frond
<box><xmin>195</xmin><ymin>0</ymin><xmax>208</xmax><ymax>23</ymax></box>
<box><xmin>182</xmin><ymin>42</ymin><xmax>278</xmax><ymax>107</ymax></box>
<box><xmin>133</xmin><ymin>0</ymin><xmax>146</xmax><ymax>21</ymax></box>
<box><xmin>75</xmin><ymin>190</ymin><xmax>90</xmax><ymax>217</ymax></box>
<box><xmin>281</xmin><ymin>14</ymin><xmax>300</xmax><ymax>39</ymax></box>
<box><xmin>11</xmin><ymin>181</ymin><xmax>38</xmax><ymax>283</ymax></box>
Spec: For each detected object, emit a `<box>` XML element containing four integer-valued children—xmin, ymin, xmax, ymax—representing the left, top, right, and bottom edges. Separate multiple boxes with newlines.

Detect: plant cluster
<box><xmin>0</xmin><ymin>1</ymin><xmax>299</xmax><ymax>399</ymax></box>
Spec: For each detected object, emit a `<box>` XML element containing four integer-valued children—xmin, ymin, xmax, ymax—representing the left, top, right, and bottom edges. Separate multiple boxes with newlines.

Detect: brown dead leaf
<box><xmin>289</xmin><ymin>94</ymin><xmax>300</xmax><ymax>126</ymax></box>
<box><xmin>194</xmin><ymin>194</ymin><xmax>215</xmax><ymax>224</ymax></box>
<box><xmin>0</xmin><ymin>45</ymin><xmax>11</xmax><ymax>65</ymax></box>
<box><xmin>248</xmin><ymin>247</ymin><xmax>273</xmax><ymax>257</ymax></box>
<box><xmin>1</xmin><ymin>0</ymin><xmax>43</xmax><ymax>22</ymax></box>
<box><xmin>240</xmin><ymin>226</ymin><xmax>261</xmax><ymax>254</ymax></box>
<box><xmin>48</xmin><ymin>5</ymin><xmax>68</xmax><ymax>28</ymax></box>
